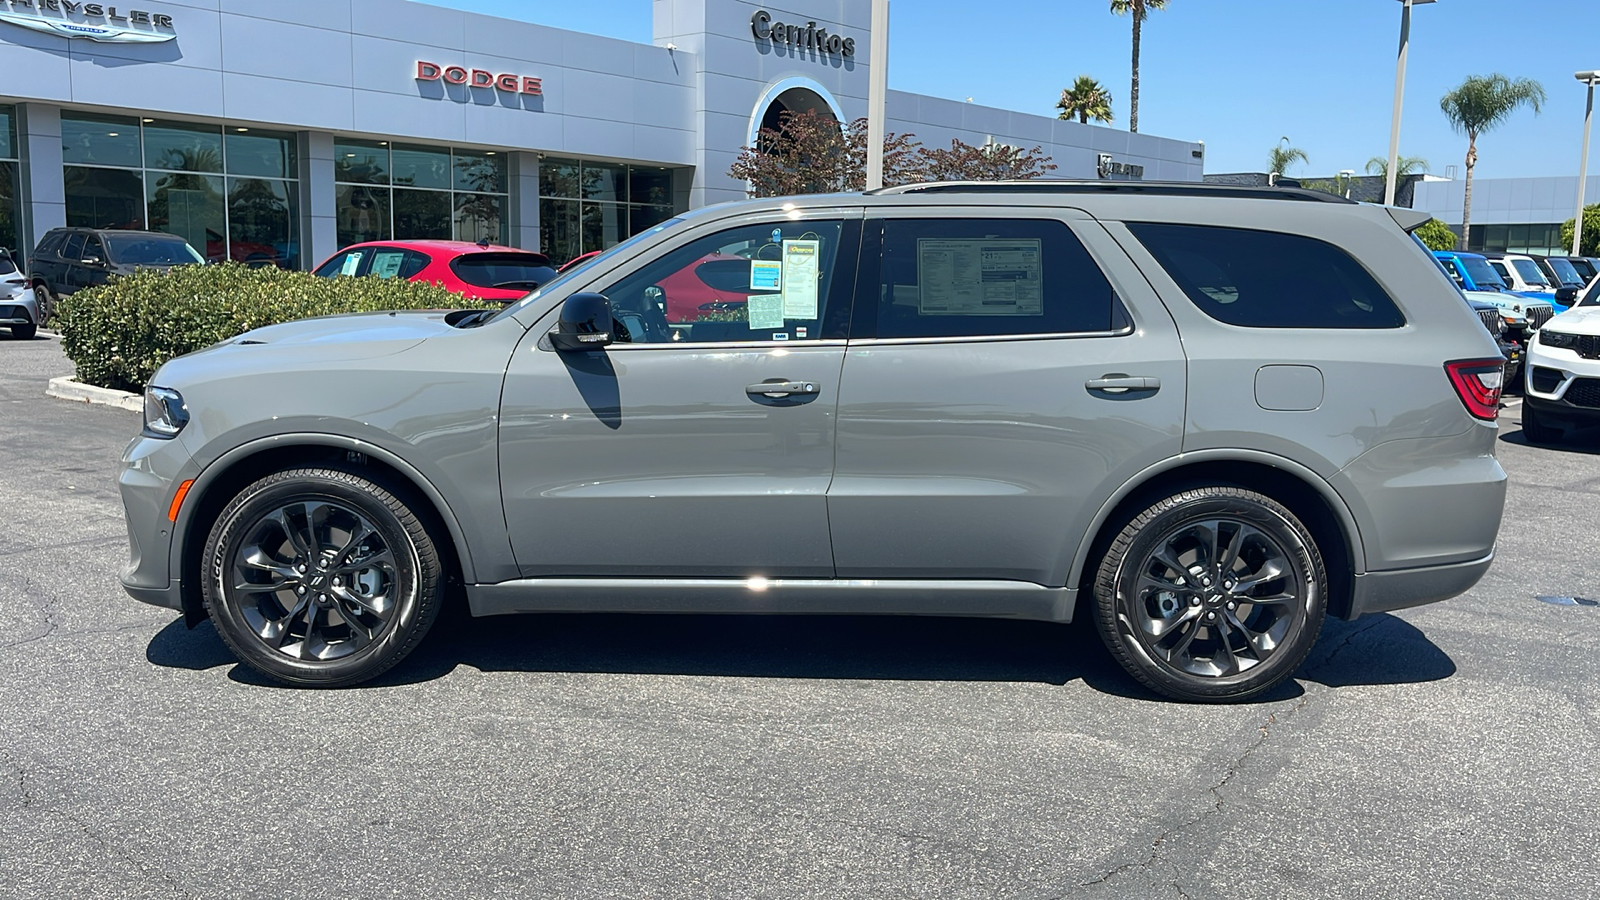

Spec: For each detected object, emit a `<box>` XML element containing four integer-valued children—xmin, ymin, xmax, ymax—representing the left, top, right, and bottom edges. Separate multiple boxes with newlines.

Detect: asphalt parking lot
<box><xmin>2</xmin><ymin>331</ymin><xmax>1597</xmax><ymax>900</ymax></box>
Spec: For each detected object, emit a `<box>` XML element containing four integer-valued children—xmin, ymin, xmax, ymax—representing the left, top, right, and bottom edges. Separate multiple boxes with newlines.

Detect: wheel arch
<box><xmin>172</xmin><ymin>435</ymin><xmax>476</xmax><ymax>625</ymax></box>
<box><xmin>1067</xmin><ymin>451</ymin><xmax>1367</xmax><ymax>621</ymax></box>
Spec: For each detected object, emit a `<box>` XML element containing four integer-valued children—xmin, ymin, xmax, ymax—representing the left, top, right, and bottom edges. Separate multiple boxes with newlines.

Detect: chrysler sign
<box><xmin>0</xmin><ymin>0</ymin><xmax>175</xmax><ymax>42</ymax></box>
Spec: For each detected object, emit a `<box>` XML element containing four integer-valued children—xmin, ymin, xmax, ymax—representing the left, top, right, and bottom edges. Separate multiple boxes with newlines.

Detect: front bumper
<box><xmin>1346</xmin><ymin>550</ymin><xmax>1495</xmax><ymax>619</ymax></box>
<box><xmin>1523</xmin><ymin>340</ymin><xmax>1600</xmax><ymax>424</ymax></box>
<box><xmin>119</xmin><ymin>432</ymin><xmax>199</xmax><ymax>612</ymax></box>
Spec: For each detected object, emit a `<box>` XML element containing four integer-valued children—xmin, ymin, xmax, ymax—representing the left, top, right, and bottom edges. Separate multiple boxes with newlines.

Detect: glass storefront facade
<box><xmin>334</xmin><ymin>140</ymin><xmax>509</xmax><ymax>248</ymax></box>
<box><xmin>61</xmin><ymin>113</ymin><xmax>301</xmax><ymax>268</ymax></box>
<box><xmin>539</xmin><ymin>157</ymin><xmax>675</xmax><ymax>265</ymax></box>
<box><xmin>1457</xmin><ymin>223</ymin><xmax>1567</xmax><ymax>257</ymax></box>
<box><xmin>0</xmin><ymin>106</ymin><xmax>18</xmax><ymax>257</ymax></box>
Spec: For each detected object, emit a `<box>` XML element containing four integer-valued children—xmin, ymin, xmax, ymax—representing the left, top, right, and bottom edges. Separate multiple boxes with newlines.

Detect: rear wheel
<box><xmin>1093</xmin><ymin>486</ymin><xmax>1327</xmax><ymax>702</ymax></box>
<box><xmin>1521</xmin><ymin>403</ymin><xmax>1561</xmax><ymax>445</ymax></box>
<box><xmin>32</xmin><ymin>284</ymin><xmax>55</xmax><ymax>323</ymax></box>
<box><xmin>10</xmin><ymin>324</ymin><xmax>35</xmax><ymax>340</ymax></box>
<box><xmin>201</xmin><ymin>467</ymin><xmax>445</xmax><ymax>687</ymax></box>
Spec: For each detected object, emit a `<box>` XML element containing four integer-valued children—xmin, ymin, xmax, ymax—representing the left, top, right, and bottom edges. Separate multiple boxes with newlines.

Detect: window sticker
<box><xmin>773</xmin><ymin>332</ymin><xmax>790</xmax><ymax>341</ymax></box>
<box><xmin>748</xmin><ymin>293</ymin><xmax>785</xmax><ymax>329</ymax></box>
<box><xmin>371</xmin><ymin>252</ymin><xmax>405</xmax><ymax>279</ymax></box>
<box><xmin>750</xmin><ymin>259</ymin><xmax>782</xmax><ymax>292</ymax></box>
<box><xmin>339</xmin><ymin>251</ymin><xmax>364</xmax><ymax>276</ymax></box>
<box><xmin>915</xmin><ymin>238</ymin><xmax>1043</xmax><ymax>316</ymax></box>
<box><xmin>795</xmin><ymin>327</ymin><xmax>808</xmax><ymax>338</ymax></box>
<box><xmin>781</xmin><ymin>239</ymin><xmax>820</xmax><ymax>319</ymax></box>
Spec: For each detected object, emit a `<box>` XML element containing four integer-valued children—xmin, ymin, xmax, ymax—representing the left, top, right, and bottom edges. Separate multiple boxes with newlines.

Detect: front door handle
<box><xmin>1086</xmin><ymin>374</ymin><xmax>1161</xmax><ymax>395</ymax></box>
<box><xmin>746</xmin><ymin>380</ymin><xmax>821</xmax><ymax>397</ymax></box>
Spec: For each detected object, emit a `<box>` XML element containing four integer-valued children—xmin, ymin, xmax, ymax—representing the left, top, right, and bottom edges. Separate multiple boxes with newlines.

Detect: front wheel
<box><xmin>1520</xmin><ymin>403</ymin><xmax>1561</xmax><ymax>445</ymax></box>
<box><xmin>1092</xmin><ymin>487</ymin><xmax>1327</xmax><ymax>703</ymax></box>
<box><xmin>201</xmin><ymin>467</ymin><xmax>445</xmax><ymax>687</ymax></box>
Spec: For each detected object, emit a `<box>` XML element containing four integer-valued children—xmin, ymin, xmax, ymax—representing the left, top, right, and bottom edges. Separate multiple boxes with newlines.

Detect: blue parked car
<box><xmin>1434</xmin><ymin>250</ymin><xmax>1555</xmax><ymax>337</ymax></box>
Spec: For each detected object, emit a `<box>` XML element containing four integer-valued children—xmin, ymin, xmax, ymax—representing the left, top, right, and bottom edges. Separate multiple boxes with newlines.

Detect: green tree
<box><xmin>1364</xmin><ymin>154</ymin><xmax>1430</xmax><ymax>183</ymax></box>
<box><xmin>1056</xmin><ymin>76</ymin><xmax>1114</xmax><ymax>125</ymax></box>
<box><xmin>1267</xmin><ymin>143</ymin><xmax>1308</xmax><ymax>177</ymax></box>
<box><xmin>1414</xmin><ymin>218</ymin><xmax>1459</xmax><ymax>252</ymax></box>
<box><xmin>1440</xmin><ymin>74</ymin><xmax>1546</xmax><ymax>249</ymax></box>
<box><xmin>1559</xmin><ymin>204</ymin><xmax>1600</xmax><ymax>257</ymax></box>
<box><xmin>1109</xmin><ymin>0</ymin><xmax>1167</xmax><ymax>133</ymax></box>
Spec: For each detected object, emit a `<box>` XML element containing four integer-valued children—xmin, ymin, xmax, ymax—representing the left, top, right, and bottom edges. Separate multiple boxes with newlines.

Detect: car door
<box><xmin>56</xmin><ymin>233</ymin><xmax>85</xmax><ymax>295</ymax></box>
<box><xmin>498</xmin><ymin>209</ymin><xmax>862</xmax><ymax>578</ymax></box>
<box><xmin>827</xmin><ymin>208</ymin><xmax>1187</xmax><ymax>586</ymax></box>
<box><xmin>78</xmin><ymin>235</ymin><xmax>113</xmax><ymax>290</ymax></box>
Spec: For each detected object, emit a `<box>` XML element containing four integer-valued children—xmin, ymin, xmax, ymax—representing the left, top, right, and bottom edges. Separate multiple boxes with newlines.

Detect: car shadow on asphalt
<box><xmin>1499</xmin><ymin>426</ymin><xmax>1600</xmax><ymax>455</ymax></box>
<box><xmin>144</xmin><ymin>608</ymin><xmax>1454</xmax><ymax>703</ymax></box>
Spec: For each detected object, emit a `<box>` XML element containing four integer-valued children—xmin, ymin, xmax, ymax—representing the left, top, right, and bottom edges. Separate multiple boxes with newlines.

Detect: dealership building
<box><xmin>1411</xmin><ymin>175</ymin><xmax>1600</xmax><ymax>256</ymax></box>
<box><xmin>0</xmin><ymin>0</ymin><xmax>1203</xmax><ymax>269</ymax></box>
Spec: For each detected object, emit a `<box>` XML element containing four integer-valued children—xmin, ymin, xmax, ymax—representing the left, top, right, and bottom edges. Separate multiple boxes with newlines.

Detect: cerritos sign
<box><xmin>0</xmin><ymin>0</ymin><xmax>175</xmax><ymax>43</ymax></box>
<box><xmin>750</xmin><ymin>10</ymin><xmax>855</xmax><ymax>58</ymax></box>
<box><xmin>416</xmin><ymin>61</ymin><xmax>543</xmax><ymax>97</ymax></box>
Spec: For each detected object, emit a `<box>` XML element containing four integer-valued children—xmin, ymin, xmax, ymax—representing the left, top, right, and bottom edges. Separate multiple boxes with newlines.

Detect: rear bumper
<box><xmin>1345</xmin><ymin>550</ymin><xmax>1494</xmax><ymax>619</ymax></box>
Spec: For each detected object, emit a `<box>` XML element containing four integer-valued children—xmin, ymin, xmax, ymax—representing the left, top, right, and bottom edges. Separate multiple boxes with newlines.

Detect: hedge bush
<box><xmin>57</xmin><ymin>263</ymin><xmax>491</xmax><ymax>392</ymax></box>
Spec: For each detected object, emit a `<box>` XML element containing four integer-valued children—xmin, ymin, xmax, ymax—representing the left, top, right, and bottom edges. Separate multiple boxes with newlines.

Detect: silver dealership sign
<box><xmin>0</xmin><ymin>0</ymin><xmax>175</xmax><ymax>43</ymax></box>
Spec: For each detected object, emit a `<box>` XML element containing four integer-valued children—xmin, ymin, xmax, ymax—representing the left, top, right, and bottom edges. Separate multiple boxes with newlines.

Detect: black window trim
<box><xmin>849</xmin><ymin>214</ymin><xmax>1136</xmax><ymax>345</ymax></box>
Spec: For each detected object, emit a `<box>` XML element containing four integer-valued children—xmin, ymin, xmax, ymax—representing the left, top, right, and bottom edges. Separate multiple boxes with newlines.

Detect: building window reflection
<box><xmin>538</xmin><ymin>157</ymin><xmax>676</xmax><ymax>265</ymax></box>
<box><xmin>0</xmin><ymin>106</ymin><xmax>20</xmax><ymax>256</ymax></box>
<box><xmin>333</xmin><ymin>141</ymin><xmax>509</xmax><ymax>248</ymax></box>
<box><xmin>60</xmin><ymin>113</ymin><xmax>300</xmax><ymax>268</ymax></box>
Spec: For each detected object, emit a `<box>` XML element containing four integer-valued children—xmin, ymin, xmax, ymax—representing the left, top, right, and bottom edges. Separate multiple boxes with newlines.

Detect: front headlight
<box><xmin>1539</xmin><ymin>330</ymin><xmax>1580</xmax><ymax>350</ymax></box>
<box><xmin>142</xmin><ymin>386</ymin><xmax>189</xmax><ymax>438</ymax></box>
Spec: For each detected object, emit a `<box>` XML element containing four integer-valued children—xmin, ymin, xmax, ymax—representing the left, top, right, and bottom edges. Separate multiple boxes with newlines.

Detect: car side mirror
<box><xmin>1556</xmin><ymin>286</ymin><xmax>1578</xmax><ymax>304</ymax></box>
<box><xmin>550</xmin><ymin>292</ymin><xmax>615</xmax><ymax>351</ymax></box>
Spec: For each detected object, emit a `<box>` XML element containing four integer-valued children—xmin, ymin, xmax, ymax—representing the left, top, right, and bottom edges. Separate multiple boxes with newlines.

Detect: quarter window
<box><xmin>1128</xmin><ymin>223</ymin><xmax>1406</xmax><ymax>329</ymax></box>
<box><xmin>872</xmin><ymin>218</ymin><xmax>1121</xmax><ymax>339</ymax></box>
<box><xmin>595</xmin><ymin>220</ymin><xmax>847</xmax><ymax>345</ymax></box>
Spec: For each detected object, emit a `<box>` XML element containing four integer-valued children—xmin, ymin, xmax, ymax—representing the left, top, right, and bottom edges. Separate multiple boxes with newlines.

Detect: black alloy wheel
<box><xmin>1520</xmin><ymin>403</ymin><xmax>1562</xmax><ymax>445</ymax></box>
<box><xmin>1093</xmin><ymin>486</ymin><xmax>1327</xmax><ymax>702</ymax></box>
<box><xmin>201</xmin><ymin>467</ymin><xmax>445</xmax><ymax>687</ymax></box>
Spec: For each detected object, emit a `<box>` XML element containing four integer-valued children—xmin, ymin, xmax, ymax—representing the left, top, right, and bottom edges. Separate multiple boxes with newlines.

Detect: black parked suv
<box><xmin>28</xmin><ymin>228</ymin><xmax>203</xmax><ymax>319</ymax></box>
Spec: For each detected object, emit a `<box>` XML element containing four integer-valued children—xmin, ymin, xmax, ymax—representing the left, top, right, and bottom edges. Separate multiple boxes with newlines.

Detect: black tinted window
<box><xmin>35</xmin><ymin>231</ymin><xmax>65</xmax><ymax>256</ymax></box>
<box><xmin>450</xmin><ymin>252</ymin><xmax>557</xmax><ymax>289</ymax></box>
<box><xmin>1129</xmin><ymin>223</ymin><xmax>1406</xmax><ymax>329</ymax></box>
<box><xmin>874</xmin><ymin>218</ymin><xmax>1118</xmax><ymax>339</ymax></box>
<box><xmin>61</xmin><ymin>234</ymin><xmax>85</xmax><ymax>261</ymax></box>
<box><xmin>104</xmin><ymin>235</ymin><xmax>203</xmax><ymax>266</ymax></box>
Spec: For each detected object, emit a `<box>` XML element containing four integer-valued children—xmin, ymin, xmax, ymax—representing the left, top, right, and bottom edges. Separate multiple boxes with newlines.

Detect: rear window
<box><xmin>0</xmin><ymin>253</ymin><xmax>15</xmax><ymax>275</ymax></box>
<box><xmin>1127</xmin><ymin>222</ymin><xmax>1406</xmax><ymax>329</ymax></box>
<box><xmin>449</xmin><ymin>252</ymin><xmax>558</xmax><ymax>290</ymax></box>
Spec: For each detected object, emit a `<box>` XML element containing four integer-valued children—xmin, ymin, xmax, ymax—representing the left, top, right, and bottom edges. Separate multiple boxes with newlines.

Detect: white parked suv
<box><xmin>1523</xmin><ymin>282</ymin><xmax>1600</xmax><ymax>442</ymax></box>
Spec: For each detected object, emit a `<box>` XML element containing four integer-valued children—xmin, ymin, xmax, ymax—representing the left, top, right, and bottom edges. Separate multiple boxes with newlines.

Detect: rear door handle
<box><xmin>746</xmin><ymin>380</ymin><xmax>821</xmax><ymax>397</ymax></box>
<box><xmin>1086</xmin><ymin>375</ymin><xmax>1161</xmax><ymax>394</ymax></box>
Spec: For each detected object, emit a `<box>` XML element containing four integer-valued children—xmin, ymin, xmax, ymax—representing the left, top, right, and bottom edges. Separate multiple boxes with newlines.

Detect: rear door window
<box><xmin>870</xmin><ymin>218</ymin><xmax>1123</xmax><ymax>339</ymax></box>
<box><xmin>1128</xmin><ymin>222</ymin><xmax>1406</xmax><ymax>329</ymax></box>
<box><xmin>61</xmin><ymin>234</ymin><xmax>86</xmax><ymax>262</ymax></box>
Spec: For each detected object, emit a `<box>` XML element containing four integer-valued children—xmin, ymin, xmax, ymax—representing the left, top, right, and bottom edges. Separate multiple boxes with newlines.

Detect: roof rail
<box><xmin>869</xmin><ymin>180</ymin><xmax>1358</xmax><ymax>204</ymax></box>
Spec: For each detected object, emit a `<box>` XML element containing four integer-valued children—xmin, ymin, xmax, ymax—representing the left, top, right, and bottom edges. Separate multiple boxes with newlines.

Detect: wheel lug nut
<box><xmin>1190</xmin><ymin>597</ymin><xmax>1201</xmax><ymax>607</ymax></box>
<box><xmin>1226</xmin><ymin>601</ymin><xmax>1236</xmax><ymax>610</ymax></box>
<box><xmin>332</xmin><ymin>577</ymin><xmax>343</xmax><ymax>587</ymax></box>
<box><xmin>296</xmin><ymin>563</ymin><xmax>307</xmax><ymax>573</ymax></box>
<box><xmin>1206</xmin><ymin>611</ymin><xmax>1216</xmax><ymax>621</ymax></box>
<box><xmin>296</xmin><ymin>586</ymin><xmax>306</xmax><ymax>595</ymax></box>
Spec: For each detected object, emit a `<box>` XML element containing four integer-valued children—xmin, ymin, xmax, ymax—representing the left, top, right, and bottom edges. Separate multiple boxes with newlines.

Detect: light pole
<box><xmin>1384</xmin><ymin>0</ymin><xmax>1436</xmax><ymax>207</ymax></box>
<box><xmin>865</xmin><ymin>0</ymin><xmax>890</xmax><ymax>191</ymax></box>
<box><xmin>1340</xmin><ymin>169</ymin><xmax>1357</xmax><ymax>199</ymax></box>
<box><xmin>1572</xmin><ymin>70</ymin><xmax>1600</xmax><ymax>255</ymax></box>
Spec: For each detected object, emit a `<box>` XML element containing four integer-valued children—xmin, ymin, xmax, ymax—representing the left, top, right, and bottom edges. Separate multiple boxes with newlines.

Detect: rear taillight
<box><xmin>1445</xmin><ymin>359</ymin><xmax>1505</xmax><ymax>420</ymax></box>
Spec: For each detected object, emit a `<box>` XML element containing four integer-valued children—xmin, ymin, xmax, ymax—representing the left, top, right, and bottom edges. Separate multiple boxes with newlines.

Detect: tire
<box><xmin>1092</xmin><ymin>486</ymin><xmax>1328</xmax><ymax>703</ymax></box>
<box><xmin>201</xmin><ymin>467</ymin><xmax>445</xmax><ymax>687</ymax></box>
<box><xmin>10</xmin><ymin>324</ymin><xmax>36</xmax><ymax>340</ymax></box>
<box><xmin>1521</xmin><ymin>403</ymin><xmax>1561</xmax><ymax>445</ymax></box>
<box><xmin>32</xmin><ymin>284</ymin><xmax>55</xmax><ymax>323</ymax></box>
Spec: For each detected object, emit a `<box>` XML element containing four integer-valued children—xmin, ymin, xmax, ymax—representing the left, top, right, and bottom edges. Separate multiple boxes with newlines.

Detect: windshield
<box><xmin>1461</xmin><ymin>256</ymin><xmax>1505</xmax><ymax>289</ymax></box>
<box><xmin>488</xmin><ymin>217</ymin><xmax>686</xmax><ymax>323</ymax></box>
<box><xmin>1546</xmin><ymin>256</ymin><xmax>1583</xmax><ymax>286</ymax></box>
<box><xmin>1580</xmin><ymin>279</ymin><xmax>1600</xmax><ymax>307</ymax></box>
<box><xmin>105</xmin><ymin>234</ymin><xmax>204</xmax><ymax>266</ymax></box>
<box><xmin>1511</xmin><ymin>258</ymin><xmax>1549</xmax><ymax>287</ymax></box>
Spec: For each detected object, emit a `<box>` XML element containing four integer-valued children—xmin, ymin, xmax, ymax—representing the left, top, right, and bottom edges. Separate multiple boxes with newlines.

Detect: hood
<box><xmin>1546</xmin><ymin>304</ymin><xmax>1600</xmax><ymax>334</ymax></box>
<box><xmin>156</xmin><ymin>310</ymin><xmax>459</xmax><ymax>386</ymax></box>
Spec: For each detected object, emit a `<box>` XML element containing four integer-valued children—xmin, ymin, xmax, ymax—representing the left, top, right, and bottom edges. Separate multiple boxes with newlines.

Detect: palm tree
<box><xmin>1267</xmin><ymin>143</ymin><xmax>1308</xmax><ymax>178</ymax></box>
<box><xmin>1364</xmin><ymin>155</ymin><xmax>1430</xmax><ymax>183</ymax></box>
<box><xmin>1057</xmin><ymin>76</ymin><xmax>1114</xmax><ymax>125</ymax></box>
<box><xmin>1109</xmin><ymin>0</ymin><xmax>1167</xmax><ymax>133</ymax></box>
<box><xmin>1440</xmin><ymin>74</ymin><xmax>1546</xmax><ymax>248</ymax></box>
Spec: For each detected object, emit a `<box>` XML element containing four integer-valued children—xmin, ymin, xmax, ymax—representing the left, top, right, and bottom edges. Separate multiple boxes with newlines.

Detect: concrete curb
<box><xmin>46</xmin><ymin>375</ymin><xmax>141</xmax><ymax>412</ymax></box>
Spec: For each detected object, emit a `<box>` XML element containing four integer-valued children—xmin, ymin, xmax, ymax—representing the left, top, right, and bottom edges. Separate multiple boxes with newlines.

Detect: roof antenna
<box><xmin>476</xmin><ymin>236</ymin><xmax>491</xmax><ymax>249</ymax></box>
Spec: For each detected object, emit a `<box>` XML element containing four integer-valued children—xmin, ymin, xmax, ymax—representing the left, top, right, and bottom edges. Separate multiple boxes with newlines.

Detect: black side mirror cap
<box><xmin>551</xmin><ymin>292</ymin><xmax>615</xmax><ymax>352</ymax></box>
<box><xmin>1556</xmin><ymin>286</ymin><xmax>1579</xmax><ymax>304</ymax></box>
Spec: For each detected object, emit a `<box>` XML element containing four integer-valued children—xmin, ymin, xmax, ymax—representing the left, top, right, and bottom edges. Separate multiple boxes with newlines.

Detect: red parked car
<box><xmin>313</xmin><ymin>240</ymin><xmax>559</xmax><ymax>303</ymax></box>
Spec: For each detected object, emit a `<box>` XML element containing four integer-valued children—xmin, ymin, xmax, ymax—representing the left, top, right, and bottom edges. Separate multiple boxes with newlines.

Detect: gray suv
<box><xmin>119</xmin><ymin>183</ymin><xmax>1508</xmax><ymax>701</ymax></box>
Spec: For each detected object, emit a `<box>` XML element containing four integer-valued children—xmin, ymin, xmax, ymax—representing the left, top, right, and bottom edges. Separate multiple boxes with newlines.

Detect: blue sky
<box><xmin>434</xmin><ymin>0</ymin><xmax>1599</xmax><ymax>180</ymax></box>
